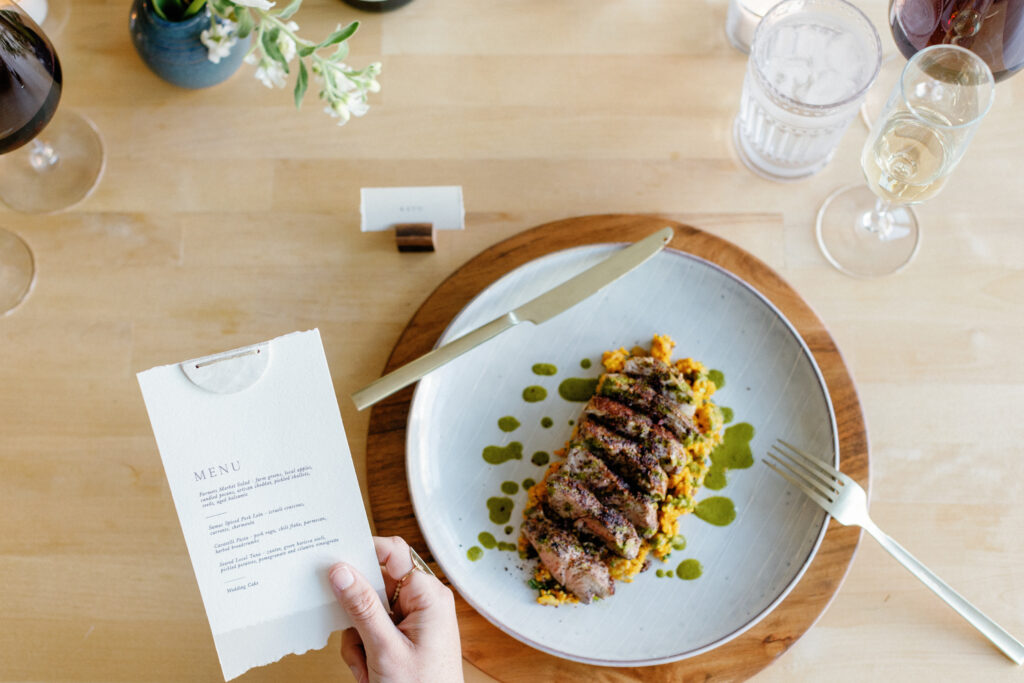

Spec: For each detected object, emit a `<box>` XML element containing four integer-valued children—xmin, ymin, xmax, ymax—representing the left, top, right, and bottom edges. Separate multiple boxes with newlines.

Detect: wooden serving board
<box><xmin>366</xmin><ymin>214</ymin><xmax>869</xmax><ymax>682</ymax></box>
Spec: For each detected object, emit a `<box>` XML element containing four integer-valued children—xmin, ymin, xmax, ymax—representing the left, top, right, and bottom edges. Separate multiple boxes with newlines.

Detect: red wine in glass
<box><xmin>890</xmin><ymin>0</ymin><xmax>1024</xmax><ymax>80</ymax></box>
<box><xmin>0</xmin><ymin>6</ymin><xmax>62</xmax><ymax>154</ymax></box>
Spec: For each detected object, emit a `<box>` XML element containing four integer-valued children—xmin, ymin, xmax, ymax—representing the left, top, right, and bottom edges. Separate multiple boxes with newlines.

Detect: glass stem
<box><xmin>28</xmin><ymin>139</ymin><xmax>60</xmax><ymax>172</ymax></box>
<box><xmin>859</xmin><ymin>198</ymin><xmax>897</xmax><ymax>240</ymax></box>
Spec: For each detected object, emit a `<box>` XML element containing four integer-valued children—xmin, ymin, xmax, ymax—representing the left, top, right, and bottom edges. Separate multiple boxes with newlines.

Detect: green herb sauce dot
<box><xmin>501</xmin><ymin>481</ymin><xmax>519</xmax><ymax>495</ymax></box>
<box><xmin>497</xmin><ymin>416</ymin><xmax>520</xmax><ymax>432</ymax></box>
<box><xmin>522</xmin><ymin>478</ymin><xmax>536</xmax><ymax>489</ymax></box>
<box><xmin>708</xmin><ymin>369</ymin><xmax>725</xmax><ymax>390</ymax></box>
<box><xmin>671</xmin><ymin>535</ymin><xmax>687</xmax><ymax>551</ymax></box>
<box><xmin>478</xmin><ymin>532</ymin><xmax>497</xmax><ymax>549</ymax></box>
<box><xmin>532</xmin><ymin>363</ymin><xmax>557</xmax><ymax>376</ymax></box>
<box><xmin>676</xmin><ymin>559</ymin><xmax>702</xmax><ymax>580</ymax></box>
<box><xmin>467</xmin><ymin>547</ymin><xmax>483</xmax><ymax>561</ymax></box>
<box><xmin>540</xmin><ymin>416</ymin><xmax>553</xmax><ymax>428</ymax></box>
<box><xmin>522</xmin><ymin>385</ymin><xmax>547</xmax><ymax>402</ymax></box>
<box><xmin>694</xmin><ymin>496</ymin><xmax>736</xmax><ymax>526</ymax></box>
<box><xmin>580</xmin><ymin>358</ymin><xmax>592</xmax><ymax>369</ymax></box>
<box><xmin>504</xmin><ymin>525</ymin><xmax>513</xmax><ymax>535</ymax></box>
<box><xmin>482</xmin><ymin>441</ymin><xmax>523</xmax><ymax>465</ymax></box>
<box><xmin>531</xmin><ymin>451</ymin><xmax>550</xmax><ymax>466</ymax></box>
<box><xmin>486</xmin><ymin>497</ymin><xmax>514</xmax><ymax>525</ymax></box>
<box><xmin>558</xmin><ymin>377</ymin><xmax>598</xmax><ymax>402</ymax></box>
<box><xmin>720</xmin><ymin>406</ymin><xmax>734</xmax><ymax>424</ymax></box>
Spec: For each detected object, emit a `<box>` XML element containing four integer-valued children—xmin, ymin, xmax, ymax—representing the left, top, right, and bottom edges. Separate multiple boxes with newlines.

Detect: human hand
<box><xmin>329</xmin><ymin>536</ymin><xmax>463</xmax><ymax>683</ymax></box>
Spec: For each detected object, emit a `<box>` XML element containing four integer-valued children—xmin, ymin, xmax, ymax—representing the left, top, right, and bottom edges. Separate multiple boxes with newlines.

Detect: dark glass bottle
<box><xmin>339</xmin><ymin>0</ymin><xmax>416</xmax><ymax>12</ymax></box>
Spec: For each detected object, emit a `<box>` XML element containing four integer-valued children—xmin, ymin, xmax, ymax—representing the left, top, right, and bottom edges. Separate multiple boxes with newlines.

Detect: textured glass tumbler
<box><xmin>734</xmin><ymin>0</ymin><xmax>882</xmax><ymax>181</ymax></box>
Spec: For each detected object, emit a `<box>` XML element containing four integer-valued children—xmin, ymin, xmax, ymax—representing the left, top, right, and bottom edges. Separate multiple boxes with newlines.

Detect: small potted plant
<box><xmin>130</xmin><ymin>0</ymin><xmax>381</xmax><ymax>124</ymax></box>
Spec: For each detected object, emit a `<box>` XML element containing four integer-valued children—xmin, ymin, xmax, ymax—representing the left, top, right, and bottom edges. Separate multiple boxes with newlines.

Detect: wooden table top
<box><xmin>2</xmin><ymin>0</ymin><xmax>1021</xmax><ymax>681</ymax></box>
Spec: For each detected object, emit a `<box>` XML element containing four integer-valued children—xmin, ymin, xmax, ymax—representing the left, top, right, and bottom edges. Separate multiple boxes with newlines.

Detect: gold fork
<box><xmin>766</xmin><ymin>439</ymin><xmax>1024</xmax><ymax>664</ymax></box>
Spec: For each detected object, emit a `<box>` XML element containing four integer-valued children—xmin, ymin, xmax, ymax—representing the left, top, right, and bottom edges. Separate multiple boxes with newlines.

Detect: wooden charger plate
<box><xmin>366</xmin><ymin>214</ymin><xmax>869</xmax><ymax>681</ymax></box>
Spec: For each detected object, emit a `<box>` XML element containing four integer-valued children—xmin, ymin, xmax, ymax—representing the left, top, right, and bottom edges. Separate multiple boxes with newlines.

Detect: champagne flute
<box><xmin>816</xmin><ymin>45</ymin><xmax>995</xmax><ymax>277</ymax></box>
<box><xmin>0</xmin><ymin>2</ymin><xmax>104</xmax><ymax>215</ymax></box>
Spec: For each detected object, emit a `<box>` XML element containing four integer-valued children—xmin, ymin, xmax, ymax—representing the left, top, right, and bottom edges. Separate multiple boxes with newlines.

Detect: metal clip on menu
<box><xmin>394</xmin><ymin>222</ymin><xmax>436</xmax><ymax>252</ymax></box>
<box><xmin>180</xmin><ymin>342</ymin><xmax>271</xmax><ymax>394</ymax></box>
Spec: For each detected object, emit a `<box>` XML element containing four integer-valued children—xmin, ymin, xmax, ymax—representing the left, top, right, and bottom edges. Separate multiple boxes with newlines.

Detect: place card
<box><xmin>360</xmin><ymin>185</ymin><xmax>465</xmax><ymax>232</ymax></box>
<box><xmin>137</xmin><ymin>330</ymin><xmax>384</xmax><ymax>681</ymax></box>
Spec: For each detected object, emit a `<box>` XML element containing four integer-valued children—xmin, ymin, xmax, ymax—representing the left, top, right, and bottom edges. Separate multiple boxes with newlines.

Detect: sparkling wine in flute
<box><xmin>861</xmin><ymin>110</ymin><xmax>951</xmax><ymax>203</ymax></box>
<box><xmin>890</xmin><ymin>0</ymin><xmax>1024</xmax><ymax>81</ymax></box>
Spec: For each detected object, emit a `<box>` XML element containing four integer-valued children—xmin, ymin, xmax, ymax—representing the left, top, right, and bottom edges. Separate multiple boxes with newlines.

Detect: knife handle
<box><xmin>351</xmin><ymin>312</ymin><xmax>520</xmax><ymax>410</ymax></box>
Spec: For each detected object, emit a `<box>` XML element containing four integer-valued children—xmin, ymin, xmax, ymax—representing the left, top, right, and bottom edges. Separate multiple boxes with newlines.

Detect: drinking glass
<box><xmin>725</xmin><ymin>0</ymin><xmax>780</xmax><ymax>53</ymax></box>
<box><xmin>15</xmin><ymin>0</ymin><xmax>70</xmax><ymax>37</ymax></box>
<box><xmin>0</xmin><ymin>2</ymin><xmax>104</xmax><ymax>215</ymax></box>
<box><xmin>816</xmin><ymin>45</ymin><xmax>995</xmax><ymax>277</ymax></box>
<box><xmin>734</xmin><ymin>0</ymin><xmax>883</xmax><ymax>181</ymax></box>
<box><xmin>862</xmin><ymin>0</ymin><xmax>1022</xmax><ymax>126</ymax></box>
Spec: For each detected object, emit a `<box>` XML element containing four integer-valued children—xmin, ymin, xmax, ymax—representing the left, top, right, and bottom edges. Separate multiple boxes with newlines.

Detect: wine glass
<box><xmin>0</xmin><ymin>2</ymin><xmax>104</xmax><ymax>215</ymax></box>
<box><xmin>816</xmin><ymin>45</ymin><xmax>995</xmax><ymax>277</ymax></box>
<box><xmin>862</xmin><ymin>0</ymin><xmax>1023</xmax><ymax>125</ymax></box>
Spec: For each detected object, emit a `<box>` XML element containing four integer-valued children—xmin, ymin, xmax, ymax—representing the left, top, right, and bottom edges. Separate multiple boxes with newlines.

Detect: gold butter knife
<box><xmin>351</xmin><ymin>226</ymin><xmax>674</xmax><ymax>410</ymax></box>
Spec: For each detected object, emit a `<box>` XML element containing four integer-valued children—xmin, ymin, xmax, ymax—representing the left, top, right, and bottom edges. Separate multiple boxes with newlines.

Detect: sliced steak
<box><xmin>573</xmin><ymin>418</ymin><xmax>668</xmax><ymax>498</ymax></box>
<box><xmin>564</xmin><ymin>445</ymin><xmax>659</xmax><ymax>538</ymax></box>
<box><xmin>597</xmin><ymin>373</ymin><xmax>697</xmax><ymax>441</ymax></box>
<box><xmin>522</xmin><ymin>511</ymin><xmax>615</xmax><ymax>603</ymax></box>
<box><xmin>583</xmin><ymin>396</ymin><xmax>688</xmax><ymax>477</ymax></box>
<box><xmin>622</xmin><ymin>356</ymin><xmax>696</xmax><ymax>412</ymax></box>
<box><xmin>546</xmin><ymin>466</ymin><xmax>641</xmax><ymax>559</ymax></box>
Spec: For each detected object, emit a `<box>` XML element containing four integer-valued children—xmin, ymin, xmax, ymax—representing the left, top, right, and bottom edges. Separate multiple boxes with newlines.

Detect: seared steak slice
<box><xmin>597</xmin><ymin>373</ymin><xmax>697</xmax><ymax>441</ymax></box>
<box><xmin>546</xmin><ymin>466</ymin><xmax>641</xmax><ymax>559</ymax></box>
<box><xmin>564</xmin><ymin>446</ymin><xmax>658</xmax><ymax>537</ymax></box>
<box><xmin>622</xmin><ymin>356</ymin><xmax>696</xmax><ymax>412</ymax></box>
<box><xmin>583</xmin><ymin>396</ymin><xmax>687</xmax><ymax>477</ymax></box>
<box><xmin>573</xmin><ymin>418</ymin><xmax>668</xmax><ymax>498</ymax></box>
<box><xmin>522</xmin><ymin>511</ymin><xmax>614</xmax><ymax>603</ymax></box>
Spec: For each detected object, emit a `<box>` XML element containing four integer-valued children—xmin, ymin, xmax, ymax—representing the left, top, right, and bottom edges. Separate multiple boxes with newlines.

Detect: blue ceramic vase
<box><xmin>129</xmin><ymin>0</ymin><xmax>251</xmax><ymax>89</ymax></box>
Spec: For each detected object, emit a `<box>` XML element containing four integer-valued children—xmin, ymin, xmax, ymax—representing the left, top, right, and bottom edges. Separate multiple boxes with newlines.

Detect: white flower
<box><xmin>346</xmin><ymin>94</ymin><xmax>369</xmax><ymax>117</ymax></box>
<box><xmin>277</xmin><ymin>30</ymin><xmax>297</xmax><ymax>63</ymax></box>
<box><xmin>200</xmin><ymin>21</ymin><xmax>238</xmax><ymax>64</ymax></box>
<box><xmin>244</xmin><ymin>52</ymin><xmax>260</xmax><ymax>66</ymax></box>
<box><xmin>232</xmin><ymin>0</ymin><xmax>275</xmax><ymax>9</ymax></box>
<box><xmin>254</xmin><ymin>60</ymin><xmax>287</xmax><ymax>89</ymax></box>
<box><xmin>324</xmin><ymin>101</ymin><xmax>351</xmax><ymax>126</ymax></box>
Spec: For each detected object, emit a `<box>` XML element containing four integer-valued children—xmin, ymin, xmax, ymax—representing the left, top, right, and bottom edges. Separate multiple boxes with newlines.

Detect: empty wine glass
<box><xmin>816</xmin><ymin>45</ymin><xmax>995</xmax><ymax>277</ymax></box>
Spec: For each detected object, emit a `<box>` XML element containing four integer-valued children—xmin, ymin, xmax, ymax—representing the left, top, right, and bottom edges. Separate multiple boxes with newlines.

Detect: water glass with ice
<box><xmin>734</xmin><ymin>0</ymin><xmax>882</xmax><ymax>181</ymax></box>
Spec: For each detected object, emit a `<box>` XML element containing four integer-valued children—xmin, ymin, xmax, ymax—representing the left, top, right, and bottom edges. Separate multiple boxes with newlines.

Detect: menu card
<box><xmin>137</xmin><ymin>330</ymin><xmax>384</xmax><ymax>681</ymax></box>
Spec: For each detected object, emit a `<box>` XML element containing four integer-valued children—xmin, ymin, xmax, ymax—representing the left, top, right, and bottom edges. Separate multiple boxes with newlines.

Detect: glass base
<box><xmin>0</xmin><ymin>109</ymin><xmax>105</xmax><ymax>214</ymax></box>
<box><xmin>816</xmin><ymin>184</ymin><xmax>921</xmax><ymax>278</ymax></box>
<box><xmin>732</xmin><ymin>117</ymin><xmax>825</xmax><ymax>183</ymax></box>
<box><xmin>860</xmin><ymin>53</ymin><xmax>903</xmax><ymax>130</ymax></box>
<box><xmin>0</xmin><ymin>229</ymin><xmax>35</xmax><ymax>315</ymax></box>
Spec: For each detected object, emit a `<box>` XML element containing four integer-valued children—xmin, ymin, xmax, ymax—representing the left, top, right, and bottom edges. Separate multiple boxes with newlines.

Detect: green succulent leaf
<box><xmin>278</xmin><ymin>0</ymin><xmax>303</xmax><ymax>20</ymax></box>
<box><xmin>318</xmin><ymin>21</ymin><xmax>358</xmax><ymax>49</ymax></box>
<box><xmin>261</xmin><ymin>27</ymin><xmax>289</xmax><ymax>72</ymax></box>
<box><xmin>235</xmin><ymin>7</ymin><xmax>254</xmax><ymax>38</ymax></box>
<box><xmin>330</xmin><ymin>41</ymin><xmax>349</xmax><ymax>62</ymax></box>
<box><xmin>294</xmin><ymin>60</ymin><xmax>309</xmax><ymax>108</ymax></box>
<box><xmin>183</xmin><ymin>0</ymin><xmax>207</xmax><ymax>18</ymax></box>
<box><xmin>151</xmin><ymin>0</ymin><xmax>171</xmax><ymax>21</ymax></box>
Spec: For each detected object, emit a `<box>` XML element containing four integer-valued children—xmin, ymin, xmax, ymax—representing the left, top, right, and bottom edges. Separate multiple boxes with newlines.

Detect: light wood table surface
<box><xmin>2</xmin><ymin>0</ymin><xmax>1022</xmax><ymax>681</ymax></box>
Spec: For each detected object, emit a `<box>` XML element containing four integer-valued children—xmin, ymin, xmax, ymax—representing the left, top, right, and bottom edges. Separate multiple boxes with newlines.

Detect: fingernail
<box><xmin>330</xmin><ymin>565</ymin><xmax>354</xmax><ymax>593</ymax></box>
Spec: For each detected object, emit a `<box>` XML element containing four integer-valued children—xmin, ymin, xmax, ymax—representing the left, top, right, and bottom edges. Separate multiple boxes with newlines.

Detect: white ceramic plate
<box><xmin>406</xmin><ymin>245</ymin><xmax>838</xmax><ymax>666</ymax></box>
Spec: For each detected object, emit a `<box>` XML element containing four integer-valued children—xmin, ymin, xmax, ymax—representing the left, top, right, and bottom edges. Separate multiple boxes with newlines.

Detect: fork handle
<box><xmin>863</xmin><ymin>521</ymin><xmax>1024</xmax><ymax>664</ymax></box>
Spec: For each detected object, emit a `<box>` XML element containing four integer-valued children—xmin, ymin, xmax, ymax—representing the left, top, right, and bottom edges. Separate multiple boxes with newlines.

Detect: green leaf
<box><xmin>261</xmin><ymin>27</ymin><xmax>289</xmax><ymax>73</ymax></box>
<box><xmin>151</xmin><ymin>0</ymin><xmax>170</xmax><ymax>21</ymax></box>
<box><xmin>330</xmin><ymin>41</ymin><xmax>348</xmax><ymax>62</ymax></box>
<box><xmin>235</xmin><ymin>7</ymin><xmax>253</xmax><ymax>38</ymax></box>
<box><xmin>293</xmin><ymin>60</ymin><xmax>308</xmax><ymax>108</ymax></box>
<box><xmin>182</xmin><ymin>0</ymin><xmax>207</xmax><ymax>18</ymax></box>
<box><xmin>278</xmin><ymin>0</ymin><xmax>303</xmax><ymax>20</ymax></box>
<box><xmin>318</xmin><ymin>21</ymin><xmax>358</xmax><ymax>49</ymax></box>
<box><xmin>297</xmin><ymin>44</ymin><xmax>316</xmax><ymax>58</ymax></box>
<box><xmin>208</xmin><ymin>0</ymin><xmax>232</xmax><ymax>18</ymax></box>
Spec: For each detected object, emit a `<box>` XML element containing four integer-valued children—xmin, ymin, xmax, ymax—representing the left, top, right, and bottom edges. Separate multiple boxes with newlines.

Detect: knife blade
<box><xmin>351</xmin><ymin>226</ymin><xmax>674</xmax><ymax>411</ymax></box>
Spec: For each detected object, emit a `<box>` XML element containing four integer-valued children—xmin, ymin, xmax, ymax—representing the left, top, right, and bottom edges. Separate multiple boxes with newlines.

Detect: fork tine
<box><xmin>766</xmin><ymin>450</ymin><xmax>838</xmax><ymax>503</ymax></box>
<box><xmin>777</xmin><ymin>438</ymin><xmax>840</xmax><ymax>482</ymax></box>
<box><xmin>763</xmin><ymin>459</ymin><xmax>834</xmax><ymax>509</ymax></box>
<box><xmin>769</xmin><ymin>444</ymin><xmax>839</xmax><ymax>494</ymax></box>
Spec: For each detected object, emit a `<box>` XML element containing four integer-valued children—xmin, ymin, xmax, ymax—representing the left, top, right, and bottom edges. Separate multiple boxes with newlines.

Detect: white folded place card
<box><xmin>360</xmin><ymin>185</ymin><xmax>465</xmax><ymax>232</ymax></box>
<box><xmin>137</xmin><ymin>329</ymin><xmax>384</xmax><ymax>681</ymax></box>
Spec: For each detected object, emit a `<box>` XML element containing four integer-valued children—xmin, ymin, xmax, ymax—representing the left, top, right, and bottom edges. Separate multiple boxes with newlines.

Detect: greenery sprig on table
<box><xmin>151</xmin><ymin>0</ymin><xmax>381</xmax><ymax>124</ymax></box>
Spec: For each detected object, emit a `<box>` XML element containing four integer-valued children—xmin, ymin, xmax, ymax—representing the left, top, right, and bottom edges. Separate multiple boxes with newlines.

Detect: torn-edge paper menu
<box><xmin>360</xmin><ymin>185</ymin><xmax>465</xmax><ymax>232</ymax></box>
<box><xmin>137</xmin><ymin>329</ymin><xmax>384</xmax><ymax>681</ymax></box>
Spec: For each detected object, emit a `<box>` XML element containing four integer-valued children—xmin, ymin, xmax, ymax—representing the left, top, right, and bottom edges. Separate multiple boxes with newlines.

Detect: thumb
<box><xmin>329</xmin><ymin>562</ymin><xmax>400</xmax><ymax>655</ymax></box>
